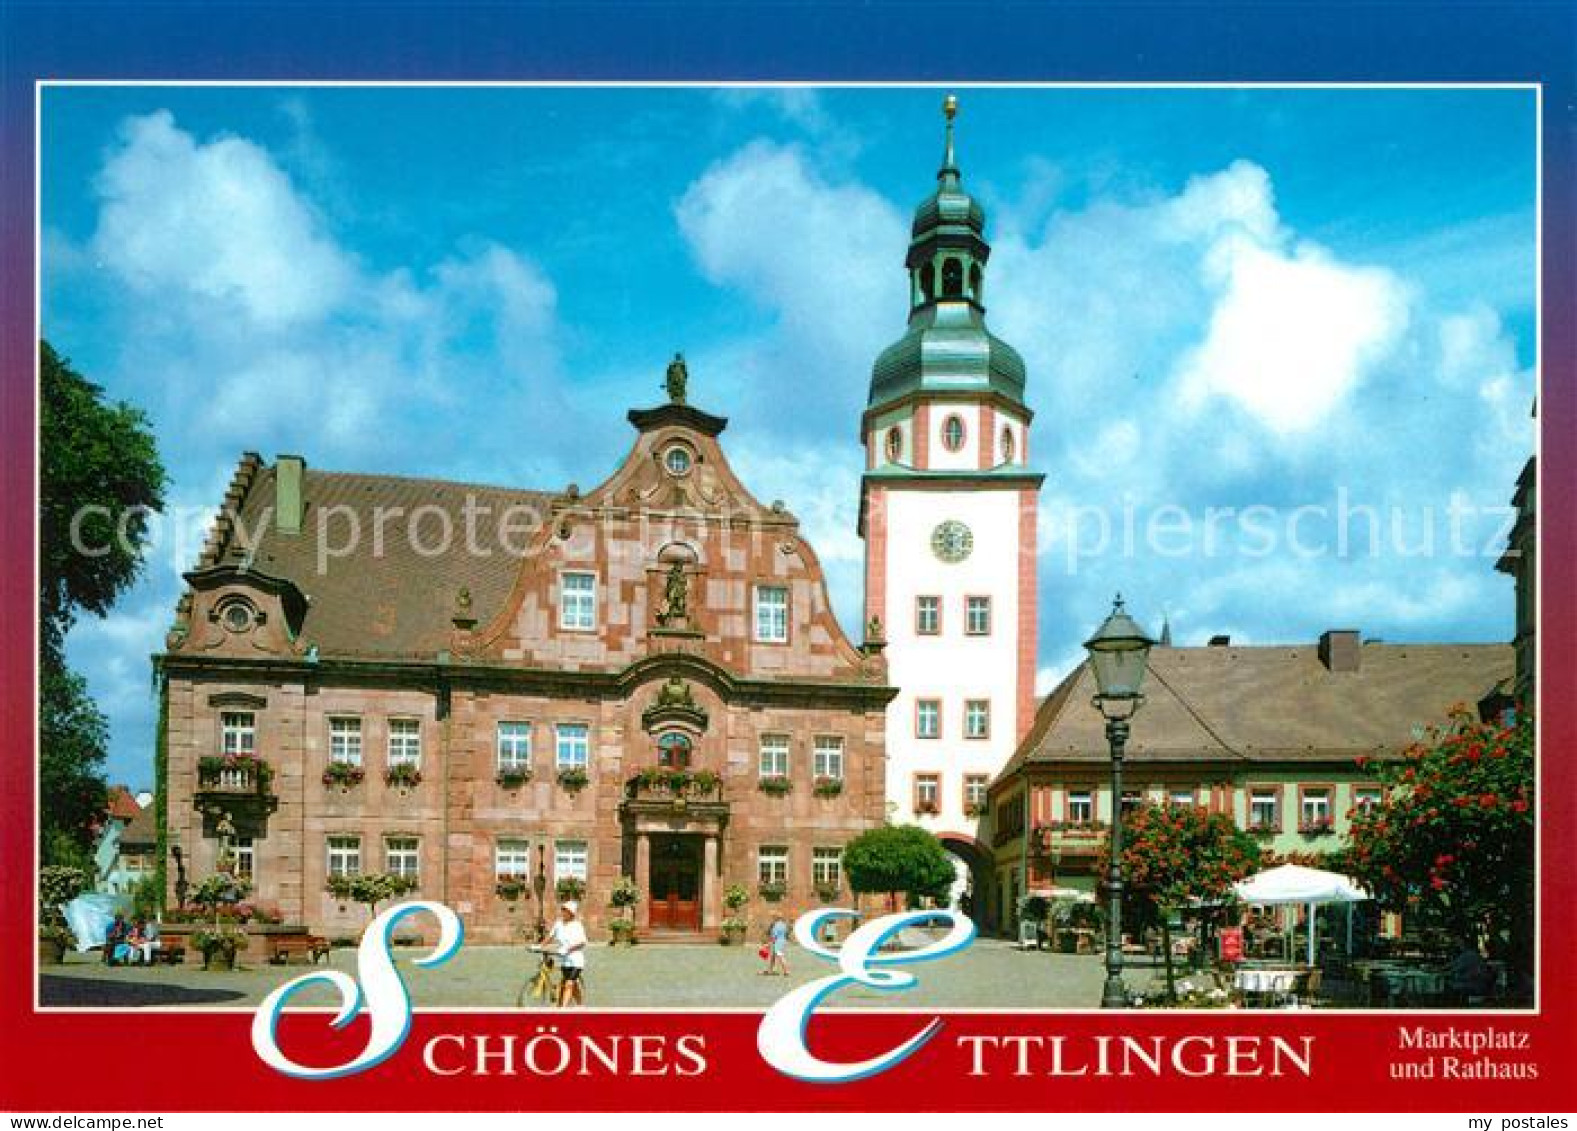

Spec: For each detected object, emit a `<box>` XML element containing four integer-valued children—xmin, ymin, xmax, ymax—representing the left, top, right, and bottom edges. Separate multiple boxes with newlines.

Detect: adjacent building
<box><xmin>159</xmin><ymin>384</ymin><xmax>893</xmax><ymax>940</ymax></box>
<box><xmin>986</xmin><ymin>630</ymin><xmax>1513</xmax><ymax>930</ymax></box>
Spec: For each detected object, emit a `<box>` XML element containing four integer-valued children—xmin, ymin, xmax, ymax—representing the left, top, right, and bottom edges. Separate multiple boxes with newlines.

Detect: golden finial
<box><xmin>943</xmin><ymin>93</ymin><xmax>958</xmax><ymax>121</ymax></box>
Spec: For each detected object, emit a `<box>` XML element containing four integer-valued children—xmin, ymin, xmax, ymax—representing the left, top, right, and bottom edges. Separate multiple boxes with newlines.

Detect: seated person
<box><xmin>1447</xmin><ymin>936</ymin><xmax>1495</xmax><ymax>1002</ymax></box>
<box><xmin>130</xmin><ymin>918</ymin><xmax>159</xmax><ymax>965</ymax></box>
<box><xmin>102</xmin><ymin>913</ymin><xmax>130</xmax><ymax>966</ymax></box>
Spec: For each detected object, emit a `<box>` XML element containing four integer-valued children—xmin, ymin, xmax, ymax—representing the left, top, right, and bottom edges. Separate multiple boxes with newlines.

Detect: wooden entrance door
<box><xmin>648</xmin><ymin>835</ymin><xmax>701</xmax><ymax>931</ymax></box>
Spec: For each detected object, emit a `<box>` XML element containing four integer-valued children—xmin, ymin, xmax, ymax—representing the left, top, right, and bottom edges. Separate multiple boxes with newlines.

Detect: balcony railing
<box><xmin>196</xmin><ymin>754</ymin><xmax>273</xmax><ymax>796</ymax></box>
<box><xmin>1030</xmin><ymin>821</ymin><xmax>1109</xmax><ymax>854</ymax></box>
<box><xmin>624</xmin><ymin>767</ymin><xmax>724</xmax><ymax>803</ymax></box>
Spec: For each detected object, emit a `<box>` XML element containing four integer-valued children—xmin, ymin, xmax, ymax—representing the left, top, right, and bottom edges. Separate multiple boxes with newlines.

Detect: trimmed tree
<box><xmin>1345</xmin><ymin>705</ymin><xmax>1534</xmax><ymax>985</ymax></box>
<box><xmin>326</xmin><ymin>873</ymin><xmax>419</xmax><ymax>924</ymax></box>
<box><xmin>1102</xmin><ymin>803</ymin><xmax>1262</xmax><ymax>1001</ymax></box>
<box><xmin>842</xmin><ymin>824</ymin><xmax>955</xmax><ymax>910</ymax></box>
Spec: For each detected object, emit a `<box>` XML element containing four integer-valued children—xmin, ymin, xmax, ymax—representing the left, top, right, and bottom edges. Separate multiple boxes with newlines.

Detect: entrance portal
<box><xmin>648</xmin><ymin>834</ymin><xmax>702</xmax><ymax>931</ymax></box>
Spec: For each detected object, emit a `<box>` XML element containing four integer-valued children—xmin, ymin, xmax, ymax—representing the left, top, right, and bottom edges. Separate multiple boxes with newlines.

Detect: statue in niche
<box><xmin>656</xmin><ymin>560</ymin><xmax>690</xmax><ymax>627</ymax></box>
<box><xmin>665</xmin><ymin>352</ymin><xmax>688</xmax><ymax>405</ymax></box>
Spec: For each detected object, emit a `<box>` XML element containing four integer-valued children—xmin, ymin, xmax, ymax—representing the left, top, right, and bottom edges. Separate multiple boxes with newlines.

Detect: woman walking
<box><xmin>761</xmin><ymin>913</ymin><xmax>790</xmax><ymax>977</ymax></box>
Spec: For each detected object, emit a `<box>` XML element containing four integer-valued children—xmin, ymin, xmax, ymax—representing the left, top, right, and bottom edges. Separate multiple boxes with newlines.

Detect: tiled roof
<box><xmin>119</xmin><ymin>803</ymin><xmax>158</xmax><ymax>849</ymax></box>
<box><xmin>209</xmin><ymin>460</ymin><xmax>553</xmax><ymax>659</ymax></box>
<box><xmin>1000</xmin><ymin>640</ymin><xmax>1513</xmax><ymax>777</ymax></box>
<box><xmin>105</xmin><ymin>786</ymin><xmax>142</xmax><ymax>822</ymax></box>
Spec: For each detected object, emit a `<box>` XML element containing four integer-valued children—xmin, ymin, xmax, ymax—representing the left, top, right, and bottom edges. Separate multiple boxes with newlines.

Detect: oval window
<box><xmin>941</xmin><ymin>415</ymin><xmax>966</xmax><ymax>453</ymax></box>
<box><xmin>664</xmin><ymin>446</ymin><xmax>693</xmax><ymax>476</ymax></box>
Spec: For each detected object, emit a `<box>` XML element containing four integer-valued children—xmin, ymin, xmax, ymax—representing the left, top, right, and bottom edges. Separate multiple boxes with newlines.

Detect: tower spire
<box><xmin>941</xmin><ymin>93</ymin><xmax>959</xmax><ymax>182</ymax></box>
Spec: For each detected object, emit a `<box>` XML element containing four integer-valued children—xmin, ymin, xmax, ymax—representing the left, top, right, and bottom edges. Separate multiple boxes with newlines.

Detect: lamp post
<box><xmin>533</xmin><ymin>848</ymin><xmax>549</xmax><ymax>941</ymax></box>
<box><xmin>1084</xmin><ymin>594</ymin><xmax>1155</xmax><ymax>1009</ymax></box>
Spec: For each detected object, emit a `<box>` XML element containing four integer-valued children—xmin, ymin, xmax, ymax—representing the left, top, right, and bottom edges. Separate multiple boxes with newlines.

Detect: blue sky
<box><xmin>40</xmin><ymin>86</ymin><xmax>1537</xmax><ymax>790</ymax></box>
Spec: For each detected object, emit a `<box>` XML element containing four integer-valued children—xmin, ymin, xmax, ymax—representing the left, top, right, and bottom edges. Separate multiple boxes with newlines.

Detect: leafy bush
<box><xmin>610</xmin><ymin>875</ymin><xmax>640</xmax><ymax>909</ymax></box>
<box><xmin>723</xmin><ymin>883</ymin><xmax>749</xmax><ymax>912</ymax></box>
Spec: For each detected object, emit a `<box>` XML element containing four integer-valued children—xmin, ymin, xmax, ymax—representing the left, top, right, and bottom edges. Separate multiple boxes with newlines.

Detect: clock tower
<box><xmin>859</xmin><ymin>96</ymin><xmax>1044</xmax><ymax>860</ymax></box>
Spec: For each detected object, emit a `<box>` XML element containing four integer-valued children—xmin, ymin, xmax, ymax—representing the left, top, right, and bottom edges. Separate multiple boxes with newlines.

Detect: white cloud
<box><xmin>92</xmin><ymin>111</ymin><xmax>356</xmax><ymax>328</ymax></box>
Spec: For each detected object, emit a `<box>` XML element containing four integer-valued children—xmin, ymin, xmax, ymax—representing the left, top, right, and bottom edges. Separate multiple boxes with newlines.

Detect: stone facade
<box><xmin>160</xmin><ymin>395</ymin><xmax>893</xmax><ymax>942</ymax></box>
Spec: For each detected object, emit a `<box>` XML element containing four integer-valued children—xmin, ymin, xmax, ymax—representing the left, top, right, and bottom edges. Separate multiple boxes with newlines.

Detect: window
<box><xmin>1067</xmin><ymin>790</ymin><xmax>1094</xmax><ymax>825</ymax></box>
<box><xmin>941</xmin><ymin>257</ymin><xmax>964</xmax><ymax>298</ymax></box>
<box><xmin>965</xmin><ymin>596</ymin><xmax>992</xmax><ymax>636</ymax></box>
<box><xmin>1001</xmin><ymin>426</ymin><xmax>1016</xmax><ymax>464</ymax></box>
<box><xmin>1354</xmin><ymin>786</ymin><xmax>1382</xmax><ymax>812</ymax></box>
<box><xmin>1300</xmin><ymin>787</ymin><xmax>1333</xmax><ymax>831</ymax></box>
<box><xmin>964</xmin><ymin>774</ymin><xmax>989</xmax><ymax>813</ymax></box>
<box><xmin>813</xmin><ymin>736</ymin><xmax>844</xmax><ymax>780</ymax></box>
<box><xmin>754</xmin><ymin>585</ymin><xmax>789</xmax><ymax>643</ymax></box>
<box><xmin>759</xmin><ymin>734</ymin><xmax>790</xmax><ymax>779</ymax></box>
<box><xmin>230</xmin><ymin>836</ymin><xmax>255</xmax><ymax>881</ymax></box>
<box><xmin>657</xmin><ymin>733</ymin><xmax>691</xmax><ymax>768</ymax></box>
<box><xmin>1120</xmin><ymin>790</ymin><xmax>1142</xmax><ymax>815</ymax></box>
<box><xmin>758</xmin><ymin>846</ymin><xmax>788</xmax><ymax>886</ymax></box>
<box><xmin>221</xmin><ymin>711</ymin><xmax>256</xmax><ymax>756</ymax></box>
<box><xmin>915</xmin><ymin>595</ymin><xmax>941</xmax><ymax>636</ymax></box>
<box><xmin>914</xmin><ymin>773</ymin><xmax>941</xmax><ymax>814</ymax></box>
<box><xmin>555</xmin><ymin>723</ymin><xmax>590</xmax><ymax>770</ymax></box>
<box><xmin>664</xmin><ymin>446</ymin><xmax>693</xmax><ymax>476</ymax></box>
<box><xmin>388</xmin><ymin>719</ymin><xmax>422</xmax><ymax>767</ymax></box>
<box><xmin>560</xmin><ymin>572</ymin><xmax>596</xmax><ymax>631</ymax></box>
<box><xmin>964</xmin><ymin>699</ymin><xmax>990</xmax><ymax>739</ymax></box>
<box><xmin>1169</xmin><ymin>788</ymin><xmax>1196</xmax><ymax>808</ymax></box>
<box><xmin>1249</xmin><ymin>787</ymin><xmax>1281</xmax><ymax>830</ymax></box>
<box><xmin>385</xmin><ymin>837</ymin><xmax>420</xmax><ymax>882</ymax></box>
<box><xmin>812</xmin><ymin>847</ymin><xmax>843</xmax><ymax>889</ymax></box>
<box><xmin>554</xmin><ymin>840</ymin><xmax>588</xmax><ymax>882</ymax></box>
<box><xmin>329</xmin><ymin>717</ymin><xmax>362</xmax><ymax>766</ymax></box>
<box><xmin>495</xmin><ymin>839</ymin><xmax>531</xmax><ymax>878</ymax></box>
<box><xmin>327</xmin><ymin>836</ymin><xmax>361</xmax><ymax>878</ymax></box>
<box><xmin>885</xmin><ymin>427</ymin><xmax>903</xmax><ymax>463</ymax></box>
<box><xmin>941</xmin><ymin>414</ymin><xmax>966</xmax><ymax>452</ymax></box>
<box><xmin>496</xmin><ymin>721</ymin><xmax>532</xmax><ymax>772</ymax></box>
<box><xmin>916</xmin><ymin>699</ymin><xmax>941</xmax><ymax>739</ymax></box>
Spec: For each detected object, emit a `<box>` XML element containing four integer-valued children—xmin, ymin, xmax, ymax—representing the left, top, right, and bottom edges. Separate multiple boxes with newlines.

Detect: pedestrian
<box><xmin>548</xmin><ymin>901</ymin><xmax>587</xmax><ymax>1007</ymax></box>
<box><xmin>103</xmin><ymin>913</ymin><xmax>129</xmax><ymax>966</ymax></box>
<box><xmin>762</xmin><ymin>913</ymin><xmax>790</xmax><ymax>977</ymax></box>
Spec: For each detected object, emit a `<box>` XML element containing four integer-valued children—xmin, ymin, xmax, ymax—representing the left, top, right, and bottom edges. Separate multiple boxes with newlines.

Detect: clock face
<box><xmin>931</xmin><ymin>520</ymin><xmax>974</xmax><ymax>563</ymax></box>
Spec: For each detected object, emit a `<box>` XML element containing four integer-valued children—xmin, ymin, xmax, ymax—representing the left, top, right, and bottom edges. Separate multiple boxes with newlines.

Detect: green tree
<box><xmin>1103</xmin><ymin>802</ymin><xmax>1262</xmax><ymax>1001</ymax></box>
<box><xmin>841</xmin><ymin>824</ymin><xmax>956</xmax><ymax>909</ymax></box>
<box><xmin>38</xmin><ymin>341</ymin><xmax>166</xmax><ymax>861</ymax></box>
<box><xmin>1345</xmin><ymin>705</ymin><xmax>1534</xmax><ymax>986</ymax></box>
<box><xmin>327</xmin><ymin>873</ymin><xmax>419</xmax><ymax>923</ymax></box>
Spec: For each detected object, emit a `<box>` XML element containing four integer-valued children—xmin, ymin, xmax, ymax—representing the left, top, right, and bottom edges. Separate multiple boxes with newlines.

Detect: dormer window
<box><xmin>215</xmin><ymin>596</ymin><xmax>259</xmax><ymax>634</ymax></box>
<box><xmin>941</xmin><ymin>415</ymin><xmax>966</xmax><ymax>453</ymax></box>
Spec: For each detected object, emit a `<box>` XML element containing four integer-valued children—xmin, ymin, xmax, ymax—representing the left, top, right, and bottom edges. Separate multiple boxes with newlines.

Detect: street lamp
<box><xmin>533</xmin><ymin>847</ymin><xmax>549</xmax><ymax>941</ymax></box>
<box><xmin>1084</xmin><ymin>594</ymin><xmax>1155</xmax><ymax>1009</ymax></box>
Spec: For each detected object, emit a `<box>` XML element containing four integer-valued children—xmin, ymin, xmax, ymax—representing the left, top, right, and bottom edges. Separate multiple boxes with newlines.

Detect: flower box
<box><xmin>384</xmin><ymin>762</ymin><xmax>423</xmax><ymax>789</ymax></box>
<box><xmin>555</xmin><ymin>877</ymin><xmax>587</xmax><ymax>903</ymax></box>
<box><xmin>758</xmin><ymin>775</ymin><xmax>792</xmax><ymax>797</ymax></box>
<box><xmin>322</xmin><ymin>761</ymin><xmax>365</xmax><ymax>789</ymax></box>
<box><xmin>814</xmin><ymin>883</ymin><xmax>842</xmax><ymax>903</ymax></box>
<box><xmin>495</xmin><ymin>876</ymin><xmax>530</xmax><ymax>901</ymax></box>
<box><xmin>495</xmin><ymin>767</ymin><xmax>532</xmax><ymax>789</ymax></box>
<box><xmin>557</xmin><ymin>767</ymin><xmax>590</xmax><ymax>794</ymax></box>
<box><xmin>812</xmin><ymin>776</ymin><xmax>844</xmax><ymax>799</ymax></box>
<box><xmin>1298</xmin><ymin>820</ymin><xmax>1335</xmax><ymax>837</ymax></box>
<box><xmin>758</xmin><ymin>881</ymin><xmax>787</xmax><ymax>902</ymax></box>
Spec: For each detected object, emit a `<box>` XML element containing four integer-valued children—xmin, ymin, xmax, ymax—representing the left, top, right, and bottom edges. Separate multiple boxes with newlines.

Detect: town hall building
<box><xmin>158</xmin><ymin>366</ymin><xmax>894</xmax><ymax>941</ymax></box>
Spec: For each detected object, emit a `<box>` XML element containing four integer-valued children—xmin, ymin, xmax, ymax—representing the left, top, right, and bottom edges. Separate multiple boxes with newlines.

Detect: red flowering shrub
<box><xmin>1345</xmin><ymin>705</ymin><xmax>1533</xmax><ymax>979</ymax></box>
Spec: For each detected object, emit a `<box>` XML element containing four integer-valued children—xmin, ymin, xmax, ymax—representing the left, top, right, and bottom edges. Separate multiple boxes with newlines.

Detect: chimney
<box><xmin>1319</xmin><ymin>629</ymin><xmax>1361</xmax><ymax>672</ymax></box>
<box><xmin>1208</xmin><ymin>634</ymin><xmax>1231</xmax><ymax>647</ymax></box>
<box><xmin>275</xmin><ymin>455</ymin><xmax>306</xmax><ymax>534</ymax></box>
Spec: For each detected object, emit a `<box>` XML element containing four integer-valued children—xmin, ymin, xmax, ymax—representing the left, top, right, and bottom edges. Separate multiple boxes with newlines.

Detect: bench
<box><xmin>268</xmin><ymin>935</ymin><xmax>330</xmax><ymax>965</ymax></box>
<box><xmin>152</xmin><ymin>945</ymin><xmax>185</xmax><ymax>966</ymax></box>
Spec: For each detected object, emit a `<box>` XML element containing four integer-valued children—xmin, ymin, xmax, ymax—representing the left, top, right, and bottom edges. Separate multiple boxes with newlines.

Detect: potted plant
<box><xmin>495</xmin><ymin>875</ymin><xmax>529</xmax><ymax>902</ymax></box>
<box><xmin>557</xmin><ymin>766</ymin><xmax>590</xmax><ymax>795</ymax></box>
<box><xmin>720</xmin><ymin>917</ymin><xmax>748</xmax><ymax>945</ymax></box>
<box><xmin>322</xmin><ymin>761</ymin><xmax>365</xmax><ymax>789</ymax></box>
<box><xmin>758</xmin><ymin>879</ymin><xmax>787</xmax><ymax>903</ymax></box>
<box><xmin>496</xmin><ymin>766</ymin><xmax>532</xmax><ymax>789</ymax></box>
<box><xmin>814</xmin><ymin>881</ymin><xmax>842</xmax><ymax>903</ymax></box>
<box><xmin>963</xmin><ymin>801</ymin><xmax>987</xmax><ymax>818</ymax></box>
<box><xmin>193</xmin><ymin>922</ymin><xmax>247</xmax><ymax>970</ymax></box>
<box><xmin>690</xmin><ymin>769</ymin><xmax>722</xmax><ymax>797</ymax></box>
<box><xmin>720</xmin><ymin>883</ymin><xmax>749</xmax><ymax>944</ymax></box>
<box><xmin>812</xmin><ymin>775</ymin><xmax>843</xmax><ymax>799</ymax></box>
<box><xmin>384</xmin><ymin>762</ymin><xmax>423</xmax><ymax>790</ymax></box>
<box><xmin>38</xmin><ymin>865</ymin><xmax>86</xmax><ymax>965</ymax></box>
<box><xmin>556</xmin><ymin>876</ymin><xmax>586</xmax><ymax>903</ymax></box>
<box><xmin>758</xmin><ymin>775</ymin><xmax>792</xmax><ymax>797</ymax></box>
<box><xmin>609</xmin><ymin>918</ymin><xmax>638</xmax><ymax>946</ymax></box>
